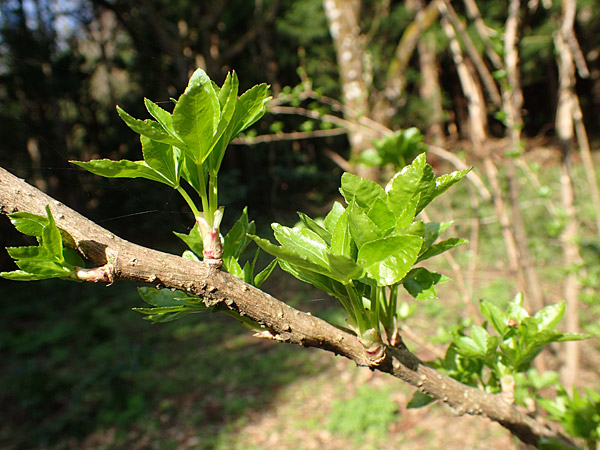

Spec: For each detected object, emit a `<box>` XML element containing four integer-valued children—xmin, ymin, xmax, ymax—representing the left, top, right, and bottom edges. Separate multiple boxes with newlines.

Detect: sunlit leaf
<box><xmin>417</xmin><ymin>238</ymin><xmax>467</xmax><ymax>262</ymax></box>
<box><xmin>116</xmin><ymin>106</ymin><xmax>181</xmax><ymax>146</ymax></box>
<box><xmin>172</xmin><ymin>81</ymin><xmax>220</xmax><ymax>163</ymax></box>
<box><xmin>340</xmin><ymin>172</ymin><xmax>386</xmax><ymax>209</ymax></box>
<box><xmin>357</xmin><ymin>235</ymin><xmax>422</xmax><ymax>286</ymax></box>
<box><xmin>141</xmin><ymin>136</ymin><xmax>181</xmax><ymax>187</ymax></box>
<box><xmin>72</xmin><ymin>159</ymin><xmax>171</xmax><ymax>185</ymax></box>
<box><xmin>323</xmin><ymin>201</ymin><xmax>345</xmax><ymax>232</ymax></box>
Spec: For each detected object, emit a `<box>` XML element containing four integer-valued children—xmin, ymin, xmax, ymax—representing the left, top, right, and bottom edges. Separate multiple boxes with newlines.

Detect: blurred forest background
<box><xmin>1</xmin><ymin>0</ymin><xmax>600</xmax><ymax>448</ymax></box>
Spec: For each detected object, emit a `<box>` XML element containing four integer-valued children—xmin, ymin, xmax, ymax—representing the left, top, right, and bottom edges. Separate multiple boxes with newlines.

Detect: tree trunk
<box><xmin>322</xmin><ymin>0</ymin><xmax>374</xmax><ymax>178</ymax></box>
<box><xmin>554</xmin><ymin>0</ymin><xmax>583</xmax><ymax>388</ymax></box>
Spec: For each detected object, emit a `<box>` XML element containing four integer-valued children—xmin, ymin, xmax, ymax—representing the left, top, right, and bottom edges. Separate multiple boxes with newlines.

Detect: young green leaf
<box><xmin>71</xmin><ymin>159</ymin><xmax>172</xmax><ymax>185</ymax></box>
<box><xmin>172</xmin><ymin>82</ymin><xmax>220</xmax><ymax>163</ymax></box>
<box><xmin>357</xmin><ymin>235</ymin><xmax>423</xmax><ymax>286</ymax></box>
<box><xmin>340</xmin><ymin>172</ymin><xmax>386</xmax><ymax>209</ymax></box>
<box><xmin>229</xmin><ymin>83</ymin><xmax>271</xmax><ymax>137</ymax></box>
<box><xmin>42</xmin><ymin>205</ymin><xmax>63</xmax><ymax>260</ymax></box>
<box><xmin>480</xmin><ymin>300</ymin><xmax>508</xmax><ymax>337</ymax></box>
<box><xmin>348</xmin><ymin>200</ymin><xmax>383</xmax><ymax>247</ymax></box>
<box><xmin>402</xmin><ymin>268</ymin><xmax>449</xmax><ymax>300</ymax></box>
<box><xmin>433</xmin><ymin>169</ymin><xmax>471</xmax><ymax>201</ymax></box>
<box><xmin>533</xmin><ymin>301</ymin><xmax>566</xmax><ymax>331</ymax></box>
<box><xmin>323</xmin><ymin>201</ymin><xmax>346</xmax><ymax>232</ymax></box>
<box><xmin>417</xmin><ymin>237</ymin><xmax>468</xmax><ymax>262</ymax></box>
<box><xmin>174</xmin><ymin>223</ymin><xmax>204</xmax><ymax>257</ymax></box>
<box><xmin>298</xmin><ymin>212</ymin><xmax>332</xmax><ymax>245</ymax></box>
<box><xmin>253</xmin><ymin>259</ymin><xmax>277</xmax><ymax>288</ymax></box>
<box><xmin>248</xmin><ymin>234</ymin><xmax>331</xmax><ymax>276</ymax></box>
<box><xmin>272</xmin><ymin>224</ymin><xmax>329</xmax><ymax>268</ymax></box>
<box><xmin>143</xmin><ymin>98</ymin><xmax>181</xmax><ymax>143</ymax></box>
<box><xmin>367</xmin><ymin>198</ymin><xmax>396</xmax><ymax>234</ymax></box>
<box><xmin>330</xmin><ymin>207</ymin><xmax>356</xmax><ymax>258</ymax></box>
<box><xmin>141</xmin><ymin>136</ymin><xmax>181</xmax><ymax>187</ymax></box>
<box><xmin>205</xmin><ymin>71</ymin><xmax>240</xmax><ymax>175</ymax></box>
<box><xmin>386</xmin><ymin>153</ymin><xmax>434</xmax><ymax>216</ymax></box>
<box><xmin>8</xmin><ymin>211</ymin><xmax>49</xmax><ymax>236</ymax></box>
<box><xmin>116</xmin><ymin>106</ymin><xmax>181</xmax><ymax>146</ymax></box>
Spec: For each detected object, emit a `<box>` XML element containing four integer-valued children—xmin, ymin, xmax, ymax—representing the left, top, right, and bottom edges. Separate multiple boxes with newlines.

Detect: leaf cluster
<box><xmin>354</xmin><ymin>127</ymin><xmax>427</xmax><ymax>169</ymax></box>
<box><xmin>250</xmin><ymin>154</ymin><xmax>468</xmax><ymax>340</ymax></box>
<box><xmin>72</xmin><ymin>70</ymin><xmax>270</xmax><ymax>195</ymax></box>
<box><xmin>430</xmin><ymin>295</ymin><xmax>589</xmax><ymax>397</ymax></box>
<box><xmin>1</xmin><ymin>206</ymin><xmax>84</xmax><ymax>281</ymax></box>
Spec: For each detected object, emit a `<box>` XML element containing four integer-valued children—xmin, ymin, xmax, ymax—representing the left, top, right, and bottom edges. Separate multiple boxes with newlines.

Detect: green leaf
<box><xmin>138</xmin><ymin>287</ymin><xmax>188</xmax><ymax>307</ymax></box>
<box><xmin>41</xmin><ymin>206</ymin><xmax>63</xmax><ymax>260</ymax></box>
<box><xmin>357</xmin><ymin>235</ymin><xmax>422</xmax><ymax>286</ymax></box>
<box><xmin>254</xmin><ymin>259</ymin><xmax>277</xmax><ymax>288</ymax></box>
<box><xmin>507</xmin><ymin>293</ymin><xmax>529</xmax><ymax>322</ymax></box>
<box><xmin>402</xmin><ymin>268</ymin><xmax>449</xmax><ymax>300</ymax></box>
<box><xmin>0</xmin><ymin>269</ymin><xmax>52</xmax><ymax>281</ymax></box>
<box><xmin>116</xmin><ymin>106</ymin><xmax>181</xmax><ymax>146</ymax></box>
<box><xmin>423</xmin><ymin>222</ymin><xmax>454</xmax><ymax>249</ymax></box>
<box><xmin>386</xmin><ymin>153</ymin><xmax>434</xmax><ymax>216</ymax></box>
<box><xmin>480</xmin><ymin>301</ymin><xmax>508</xmax><ymax>337</ymax></box>
<box><xmin>248</xmin><ymin>234</ymin><xmax>331</xmax><ymax>277</ymax></box>
<box><xmin>15</xmin><ymin>259</ymin><xmax>73</xmax><ymax>279</ymax></box>
<box><xmin>433</xmin><ymin>169</ymin><xmax>471</xmax><ymax>201</ymax></box>
<box><xmin>172</xmin><ymin>81</ymin><xmax>220</xmax><ymax>163</ymax></box>
<box><xmin>417</xmin><ymin>238</ymin><xmax>467</xmax><ymax>262</ymax></box>
<box><xmin>298</xmin><ymin>212</ymin><xmax>332</xmax><ymax>245</ymax></box>
<box><xmin>206</xmin><ymin>71</ymin><xmax>240</xmax><ymax>175</ymax></box>
<box><xmin>224</xmin><ymin>257</ymin><xmax>244</xmax><ymax>279</ymax></box>
<box><xmin>326</xmin><ymin>254</ymin><xmax>363</xmax><ymax>284</ymax></box>
<box><xmin>272</xmin><ymin>224</ymin><xmax>329</xmax><ymax>268</ymax></box>
<box><xmin>180</xmin><ymin>154</ymin><xmax>207</xmax><ymax>194</ymax></box>
<box><xmin>533</xmin><ymin>301</ymin><xmax>565</xmax><ymax>331</ymax></box>
<box><xmin>133</xmin><ymin>305</ymin><xmax>192</xmax><ymax>315</ymax></box>
<box><xmin>143</xmin><ymin>98</ymin><xmax>182</xmax><ymax>144</ymax></box>
<box><xmin>394</xmin><ymin>194</ymin><xmax>419</xmax><ymax>228</ymax></box>
<box><xmin>348</xmin><ymin>200</ymin><xmax>382</xmax><ymax>247</ymax></box>
<box><xmin>229</xmin><ymin>83</ymin><xmax>270</xmax><ymax>137</ymax></box>
<box><xmin>331</xmin><ymin>207</ymin><xmax>356</xmax><ymax>258</ymax></box>
<box><xmin>174</xmin><ymin>223</ymin><xmax>203</xmax><ymax>257</ymax></box>
<box><xmin>407</xmin><ymin>391</ymin><xmax>436</xmax><ymax>409</ymax></box>
<box><xmin>8</xmin><ymin>211</ymin><xmax>48</xmax><ymax>236</ymax></box>
<box><xmin>454</xmin><ymin>335</ymin><xmax>485</xmax><ymax>358</ymax></box>
<box><xmin>367</xmin><ymin>198</ymin><xmax>396</xmax><ymax>233</ymax></box>
<box><xmin>222</xmin><ymin>208</ymin><xmax>251</xmax><ymax>261</ymax></box>
<box><xmin>72</xmin><ymin>159</ymin><xmax>171</xmax><ymax>185</ymax></box>
<box><xmin>323</xmin><ymin>201</ymin><xmax>345</xmax><ymax>232</ymax></box>
<box><xmin>182</xmin><ymin>250</ymin><xmax>200</xmax><ymax>261</ymax></box>
<box><xmin>340</xmin><ymin>172</ymin><xmax>386</xmax><ymax>209</ymax></box>
<box><xmin>278</xmin><ymin>260</ymin><xmax>345</xmax><ymax>299</ymax></box>
<box><xmin>6</xmin><ymin>245</ymin><xmax>50</xmax><ymax>260</ymax></box>
<box><xmin>141</xmin><ymin>136</ymin><xmax>181</xmax><ymax>187</ymax></box>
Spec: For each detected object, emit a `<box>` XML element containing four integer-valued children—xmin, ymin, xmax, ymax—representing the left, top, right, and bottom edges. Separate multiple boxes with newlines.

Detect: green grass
<box><xmin>0</xmin><ymin>279</ymin><xmax>322</xmax><ymax>449</ymax></box>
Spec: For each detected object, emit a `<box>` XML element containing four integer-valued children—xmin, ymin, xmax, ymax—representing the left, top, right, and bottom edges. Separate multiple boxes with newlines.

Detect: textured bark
<box><xmin>322</xmin><ymin>0</ymin><xmax>373</xmax><ymax>177</ymax></box>
<box><xmin>0</xmin><ymin>166</ymin><xmax>576</xmax><ymax>448</ymax></box>
<box><xmin>554</xmin><ymin>0</ymin><xmax>583</xmax><ymax>388</ymax></box>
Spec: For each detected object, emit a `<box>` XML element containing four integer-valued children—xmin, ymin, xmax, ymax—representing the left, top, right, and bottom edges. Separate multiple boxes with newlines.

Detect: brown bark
<box><xmin>322</xmin><ymin>0</ymin><xmax>374</xmax><ymax>178</ymax></box>
<box><xmin>0</xmin><ymin>166</ymin><xmax>574</xmax><ymax>448</ymax></box>
<box><xmin>554</xmin><ymin>0</ymin><xmax>583</xmax><ymax>388</ymax></box>
<box><xmin>502</xmin><ymin>0</ymin><xmax>545</xmax><ymax>314</ymax></box>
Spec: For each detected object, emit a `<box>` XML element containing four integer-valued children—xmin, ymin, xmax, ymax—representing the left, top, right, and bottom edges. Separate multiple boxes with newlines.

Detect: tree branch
<box><xmin>0</xmin><ymin>166</ymin><xmax>573</xmax><ymax>447</ymax></box>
